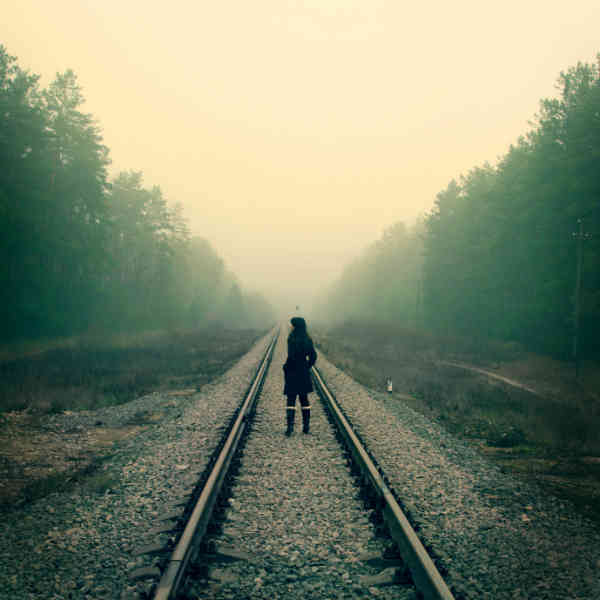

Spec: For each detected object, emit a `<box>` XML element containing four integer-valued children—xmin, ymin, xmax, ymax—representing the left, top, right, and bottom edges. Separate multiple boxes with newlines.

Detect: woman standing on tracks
<box><xmin>283</xmin><ymin>317</ymin><xmax>317</xmax><ymax>436</ymax></box>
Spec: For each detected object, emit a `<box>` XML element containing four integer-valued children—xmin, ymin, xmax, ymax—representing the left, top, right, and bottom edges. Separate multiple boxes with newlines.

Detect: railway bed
<box><xmin>133</xmin><ymin>329</ymin><xmax>452</xmax><ymax>600</ymax></box>
<box><xmin>2</xmin><ymin>326</ymin><xmax>599</xmax><ymax>600</ymax></box>
<box><xmin>128</xmin><ymin>327</ymin><xmax>600</xmax><ymax>600</ymax></box>
<box><xmin>182</xmin><ymin>337</ymin><xmax>422</xmax><ymax>599</ymax></box>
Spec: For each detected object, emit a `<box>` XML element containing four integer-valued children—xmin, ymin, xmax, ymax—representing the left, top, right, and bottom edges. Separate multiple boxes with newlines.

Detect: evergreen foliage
<box><xmin>0</xmin><ymin>45</ymin><xmax>273</xmax><ymax>340</ymax></box>
<box><xmin>316</xmin><ymin>221</ymin><xmax>424</xmax><ymax>325</ymax></box>
<box><xmin>318</xmin><ymin>55</ymin><xmax>600</xmax><ymax>358</ymax></box>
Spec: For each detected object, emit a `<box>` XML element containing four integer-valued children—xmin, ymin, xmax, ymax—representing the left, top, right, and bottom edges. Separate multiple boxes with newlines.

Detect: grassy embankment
<box><xmin>0</xmin><ymin>327</ymin><xmax>265</xmax><ymax>415</ymax></box>
<box><xmin>314</xmin><ymin>320</ymin><xmax>600</xmax><ymax>522</ymax></box>
<box><xmin>0</xmin><ymin>327</ymin><xmax>265</xmax><ymax>510</ymax></box>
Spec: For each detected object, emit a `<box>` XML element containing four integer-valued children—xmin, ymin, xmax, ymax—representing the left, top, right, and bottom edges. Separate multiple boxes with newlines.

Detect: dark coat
<box><xmin>283</xmin><ymin>331</ymin><xmax>317</xmax><ymax>396</ymax></box>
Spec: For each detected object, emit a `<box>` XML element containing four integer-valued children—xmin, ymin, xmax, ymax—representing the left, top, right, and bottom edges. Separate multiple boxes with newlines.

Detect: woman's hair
<box><xmin>290</xmin><ymin>316</ymin><xmax>306</xmax><ymax>332</ymax></box>
<box><xmin>289</xmin><ymin>317</ymin><xmax>311</xmax><ymax>344</ymax></box>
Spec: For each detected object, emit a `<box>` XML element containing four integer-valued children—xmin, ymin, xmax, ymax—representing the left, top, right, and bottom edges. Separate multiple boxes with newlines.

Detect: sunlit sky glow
<box><xmin>3</xmin><ymin>1</ymin><xmax>599</xmax><ymax>314</ymax></box>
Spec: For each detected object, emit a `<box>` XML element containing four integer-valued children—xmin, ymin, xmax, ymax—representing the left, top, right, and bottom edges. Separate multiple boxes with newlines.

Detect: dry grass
<box><xmin>0</xmin><ymin>326</ymin><xmax>266</xmax><ymax>510</ymax></box>
<box><xmin>0</xmin><ymin>327</ymin><xmax>265</xmax><ymax>415</ymax></box>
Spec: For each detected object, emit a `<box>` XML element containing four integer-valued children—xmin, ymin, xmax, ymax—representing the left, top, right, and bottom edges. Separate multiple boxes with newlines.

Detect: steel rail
<box><xmin>152</xmin><ymin>331</ymin><xmax>279</xmax><ymax>600</ymax></box>
<box><xmin>312</xmin><ymin>366</ymin><xmax>455</xmax><ymax>600</ymax></box>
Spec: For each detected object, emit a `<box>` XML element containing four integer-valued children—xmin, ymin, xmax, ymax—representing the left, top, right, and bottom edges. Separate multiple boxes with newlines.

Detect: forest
<box><xmin>0</xmin><ymin>45</ymin><xmax>273</xmax><ymax>341</ymax></box>
<box><xmin>317</xmin><ymin>56</ymin><xmax>600</xmax><ymax>360</ymax></box>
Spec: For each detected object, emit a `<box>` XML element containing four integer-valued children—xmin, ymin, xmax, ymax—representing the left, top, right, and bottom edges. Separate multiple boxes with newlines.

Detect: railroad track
<box><xmin>312</xmin><ymin>367</ymin><xmax>454</xmax><ymax>600</ymax></box>
<box><xmin>127</xmin><ymin>328</ymin><xmax>454</xmax><ymax>600</ymax></box>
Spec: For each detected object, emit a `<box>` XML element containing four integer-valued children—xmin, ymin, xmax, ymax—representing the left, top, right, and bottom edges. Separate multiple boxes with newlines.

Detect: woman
<box><xmin>283</xmin><ymin>316</ymin><xmax>317</xmax><ymax>436</ymax></box>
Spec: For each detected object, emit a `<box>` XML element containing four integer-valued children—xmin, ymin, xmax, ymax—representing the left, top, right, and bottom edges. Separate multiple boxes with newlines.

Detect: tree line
<box><xmin>317</xmin><ymin>55</ymin><xmax>600</xmax><ymax>359</ymax></box>
<box><xmin>0</xmin><ymin>45</ymin><xmax>273</xmax><ymax>340</ymax></box>
<box><xmin>316</xmin><ymin>221</ymin><xmax>424</xmax><ymax>326</ymax></box>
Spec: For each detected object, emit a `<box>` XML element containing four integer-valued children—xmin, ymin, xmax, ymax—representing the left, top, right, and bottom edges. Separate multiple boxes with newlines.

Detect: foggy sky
<box><xmin>3</xmin><ymin>1</ymin><xmax>599</xmax><ymax>315</ymax></box>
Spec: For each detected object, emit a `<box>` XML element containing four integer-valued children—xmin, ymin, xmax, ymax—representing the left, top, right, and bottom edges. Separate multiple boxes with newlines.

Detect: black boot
<box><xmin>285</xmin><ymin>408</ymin><xmax>295</xmax><ymax>436</ymax></box>
<box><xmin>302</xmin><ymin>406</ymin><xmax>310</xmax><ymax>434</ymax></box>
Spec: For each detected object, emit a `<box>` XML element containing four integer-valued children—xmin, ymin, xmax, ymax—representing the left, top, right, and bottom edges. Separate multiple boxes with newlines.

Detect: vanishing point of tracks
<box><xmin>128</xmin><ymin>329</ymin><xmax>455</xmax><ymax>600</ymax></box>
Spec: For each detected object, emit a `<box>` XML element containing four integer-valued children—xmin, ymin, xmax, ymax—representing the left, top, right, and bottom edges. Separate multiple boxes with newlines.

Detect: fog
<box><xmin>3</xmin><ymin>0</ymin><xmax>599</xmax><ymax>315</ymax></box>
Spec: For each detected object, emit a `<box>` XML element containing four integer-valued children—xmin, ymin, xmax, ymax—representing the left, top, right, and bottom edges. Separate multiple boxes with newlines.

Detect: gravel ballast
<box><xmin>187</xmin><ymin>332</ymin><xmax>417</xmax><ymax>599</ymax></box>
<box><xmin>0</xmin><ymin>332</ymin><xmax>272</xmax><ymax>600</ymax></box>
<box><xmin>316</xmin><ymin>353</ymin><xmax>600</xmax><ymax>600</ymax></box>
<box><xmin>3</xmin><ymin>327</ymin><xmax>599</xmax><ymax>600</ymax></box>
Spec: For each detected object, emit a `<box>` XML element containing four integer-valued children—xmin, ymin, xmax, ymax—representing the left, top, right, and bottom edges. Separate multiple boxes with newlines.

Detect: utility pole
<box><xmin>572</xmin><ymin>219</ymin><xmax>591</xmax><ymax>378</ymax></box>
<box><xmin>415</xmin><ymin>274</ymin><xmax>421</xmax><ymax>327</ymax></box>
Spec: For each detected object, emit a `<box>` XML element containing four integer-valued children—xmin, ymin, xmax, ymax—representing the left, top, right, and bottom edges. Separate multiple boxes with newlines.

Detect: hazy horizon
<box><xmin>3</xmin><ymin>1</ymin><xmax>599</xmax><ymax>315</ymax></box>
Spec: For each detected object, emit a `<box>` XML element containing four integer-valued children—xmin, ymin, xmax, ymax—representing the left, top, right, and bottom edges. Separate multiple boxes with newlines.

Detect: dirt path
<box><xmin>0</xmin><ymin>408</ymin><xmax>161</xmax><ymax>510</ymax></box>
<box><xmin>438</xmin><ymin>361</ymin><xmax>544</xmax><ymax>397</ymax></box>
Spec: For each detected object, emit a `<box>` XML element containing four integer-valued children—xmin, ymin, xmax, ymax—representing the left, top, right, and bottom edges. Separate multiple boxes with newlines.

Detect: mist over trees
<box><xmin>315</xmin><ymin>221</ymin><xmax>424</xmax><ymax>324</ymax></box>
<box><xmin>0</xmin><ymin>45</ymin><xmax>273</xmax><ymax>341</ymax></box>
<box><xmin>317</xmin><ymin>56</ymin><xmax>600</xmax><ymax>359</ymax></box>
